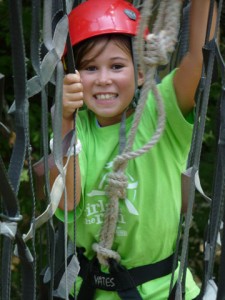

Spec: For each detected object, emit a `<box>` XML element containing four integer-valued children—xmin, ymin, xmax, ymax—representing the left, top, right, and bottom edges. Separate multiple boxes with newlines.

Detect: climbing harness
<box><xmin>76</xmin><ymin>247</ymin><xmax>176</xmax><ymax>300</ymax></box>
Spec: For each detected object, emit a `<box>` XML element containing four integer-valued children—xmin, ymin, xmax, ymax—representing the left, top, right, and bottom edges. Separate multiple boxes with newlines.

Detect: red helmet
<box><xmin>68</xmin><ymin>0</ymin><xmax>140</xmax><ymax>47</ymax></box>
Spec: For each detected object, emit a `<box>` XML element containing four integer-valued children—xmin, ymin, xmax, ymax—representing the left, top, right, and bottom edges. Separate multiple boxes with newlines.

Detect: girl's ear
<box><xmin>137</xmin><ymin>70</ymin><xmax>145</xmax><ymax>87</ymax></box>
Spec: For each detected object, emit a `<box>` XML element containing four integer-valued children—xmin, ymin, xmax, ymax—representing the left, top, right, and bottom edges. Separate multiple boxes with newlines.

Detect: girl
<box><xmin>51</xmin><ymin>0</ymin><xmax>217</xmax><ymax>299</ymax></box>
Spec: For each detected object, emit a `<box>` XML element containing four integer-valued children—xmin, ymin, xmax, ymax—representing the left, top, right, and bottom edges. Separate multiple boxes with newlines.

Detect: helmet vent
<box><xmin>124</xmin><ymin>9</ymin><xmax>136</xmax><ymax>21</ymax></box>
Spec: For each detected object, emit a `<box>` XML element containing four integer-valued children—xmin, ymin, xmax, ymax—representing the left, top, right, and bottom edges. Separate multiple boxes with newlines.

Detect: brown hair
<box><xmin>73</xmin><ymin>34</ymin><xmax>132</xmax><ymax>70</ymax></box>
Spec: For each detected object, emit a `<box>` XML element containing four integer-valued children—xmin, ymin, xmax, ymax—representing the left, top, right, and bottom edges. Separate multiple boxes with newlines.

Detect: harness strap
<box><xmin>0</xmin><ymin>157</ymin><xmax>21</xmax><ymax>298</ymax></box>
<box><xmin>216</xmin><ymin>40</ymin><xmax>225</xmax><ymax>300</ymax></box>
<box><xmin>204</xmin><ymin>39</ymin><xmax>225</xmax><ymax>300</ymax></box>
<box><xmin>0</xmin><ymin>74</ymin><xmax>4</xmax><ymax>118</ymax></box>
<box><xmin>0</xmin><ymin>0</ymin><xmax>36</xmax><ymax>298</ymax></box>
<box><xmin>77</xmin><ymin>248</ymin><xmax>176</xmax><ymax>300</ymax></box>
<box><xmin>217</xmin><ymin>207</ymin><xmax>225</xmax><ymax>299</ymax></box>
<box><xmin>175</xmin><ymin>13</ymin><xmax>219</xmax><ymax>297</ymax></box>
<box><xmin>117</xmin><ymin>289</ymin><xmax>142</xmax><ymax>300</ymax></box>
<box><xmin>0</xmin><ymin>156</ymin><xmax>21</xmax><ymax>219</ymax></box>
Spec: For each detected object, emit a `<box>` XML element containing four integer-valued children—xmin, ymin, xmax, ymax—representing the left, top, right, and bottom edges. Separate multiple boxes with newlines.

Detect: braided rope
<box><xmin>93</xmin><ymin>0</ymin><xmax>182</xmax><ymax>266</ymax></box>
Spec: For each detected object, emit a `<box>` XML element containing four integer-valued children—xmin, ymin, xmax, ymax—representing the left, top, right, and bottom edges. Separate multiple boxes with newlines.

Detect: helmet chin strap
<box><xmin>131</xmin><ymin>35</ymin><xmax>140</xmax><ymax>106</ymax></box>
<box><xmin>131</xmin><ymin>87</ymin><xmax>140</xmax><ymax>108</ymax></box>
<box><xmin>119</xmin><ymin>109</ymin><xmax>127</xmax><ymax>154</ymax></box>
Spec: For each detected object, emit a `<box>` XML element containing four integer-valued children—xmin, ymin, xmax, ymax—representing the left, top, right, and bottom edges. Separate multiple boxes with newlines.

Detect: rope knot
<box><xmin>144</xmin><ymin>32</ymin><xmax>170</xmax><ymax>67</ymax></box>
<box><xmin>92</xmin><ymin>243</ymin><xmax>121</xmax><ymax>266</ymax></box>
<box><xmin>106</xmin><ymin>171</ymin><xmax>128</xmax><ymax>199</ymax></box>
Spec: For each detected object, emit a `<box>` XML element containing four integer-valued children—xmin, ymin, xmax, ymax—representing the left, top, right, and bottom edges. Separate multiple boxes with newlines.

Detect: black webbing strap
<box><xmin>199</xmin><ymin>40</ymin><xmax>225</xmax><ymax>299</ymax></box>
<box><xmin>0</xmin><ymin>74</ymin><xmax>4</xmax><ymax>119</ymax></box>
<box><xmin>23</xmin><ymin>1</ymin><xmax>77</xmax><ymax>296</ymax></box>
<box><xmin>72</xmin><ymin>0</ymin><xmax>83</xmax><ymax>9</ymax></box>
<box><xmin>0</xmin><ymin>1</ymin><xmax>35</xmax><ymax>299</ymax></box>
<box><xmin>39</xmin><ymin>1</ymin><xmax>71</xmax><ymax>298</ymax></box>
<box><xmin>167</xmin><ymin>3</ymin><xmax>190</xmax><ymax>294</ymax></box>
<box><xmin>39</xmin><ymin>223</ymin><xmax>79</xmax><ymax>299</ymax></box>
<box><xmin>0</xmin><ymin>74</ymin><xmax>8</xmax><ymax>144</ymax></box>
<box><xmin>9</xmin><ymin>0</ymin><xmax>36</xmax><ymax>294</ymax></box>
<box><xmin>0</xmin><ymin>155</ymin><xmax>21</xmax><ymax>299</ymax></box>
<box><xmin>7</xmin><ymin>1</ymin><xmax>27</xmax><ymax>193</ymax></box>
<box><xmin>0</xmin><ymin>156</ymin><xmax>21</xmax><ymax>222</ymax></box>
<box><xmin>42</xmin><ymin>3</ymin><xmax>58</xmax><ymax>299</ymax></box>
<box><xmin>173</xmin><ymin>0</ymin><xmax>219</xmax><ymax>297</ymax></box>
<box><xmin>217</xmin><ymin>186</ymin><xmax>225</xmax><ymax>299</ymax></box>
<box><xmin>57</xmin><ymin>1</ymin><xmax>78</xmax><ymax>298</ymax></box>
<box><xmin>77</xmin><ymin>248</ymin><xmax>176</xmax><ymax>300</ymax></box>
<box><xmin>29</xmin><ymin>1</ymin><xmax>41</xmax><ymax>296</ymax></box>
<box><xmin>215</xmin><ymin>34</ymin><xmax>225</xmax><ymax>299</ymax></box>
<box><xmin>35</xmin><ymin>0</ymin><xmax>75</xmax><ymax>297</ymax></box>
<box><xmin>174</xmin><ymin>39</ymin><xmax>217</xmax><ymax>298</ymax></box>
<box><xmin>27</xmin><ymin>0</ymin><xmax>75</xmax><ymax>297</ymax></box>
<box><xmin>194</xmin><ymin>1</ymin><xmax>225</xmax><ymax>298</ymax></box>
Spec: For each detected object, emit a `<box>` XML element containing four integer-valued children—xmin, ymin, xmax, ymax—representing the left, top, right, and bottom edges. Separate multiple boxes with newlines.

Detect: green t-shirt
<box><xmin>56</xmin><ymin>70</ymin><xmax>199</xmax><ymax>299</ymax></box>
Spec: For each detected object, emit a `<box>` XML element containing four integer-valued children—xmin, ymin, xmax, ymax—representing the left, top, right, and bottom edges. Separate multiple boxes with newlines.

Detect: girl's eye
<box><xmin>85</xmin><ymin>66</ymin><xmax>97</xmax><ymax>71</ymax></box>
<box><xmin>112</xmin><ymin>64</ymin><xmax>124</xmax><ymax>70</ymax></box>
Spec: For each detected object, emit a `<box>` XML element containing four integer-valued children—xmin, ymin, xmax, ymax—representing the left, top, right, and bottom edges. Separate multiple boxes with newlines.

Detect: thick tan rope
<box><xmin>93</xmin><ymin>0</ymin><xmax>182</xmax><ymax>266</ymax></box>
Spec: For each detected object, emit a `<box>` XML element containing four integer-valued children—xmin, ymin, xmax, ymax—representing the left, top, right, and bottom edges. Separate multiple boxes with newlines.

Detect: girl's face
<box><xmin>79</xmin><ymin>38</ymin><xmax>143</xmax><ymax>127</ymax></box>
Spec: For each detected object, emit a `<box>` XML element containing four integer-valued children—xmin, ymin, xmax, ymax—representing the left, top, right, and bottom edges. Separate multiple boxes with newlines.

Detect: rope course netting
<box><xmin>0</xmin><ymin>0</ymin><xmax>225</xmax><ymax>299</ymax></box>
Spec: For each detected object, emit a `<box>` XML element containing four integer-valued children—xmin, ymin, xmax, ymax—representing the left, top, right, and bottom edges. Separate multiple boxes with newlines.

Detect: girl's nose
<box><xmin>95</xmin><ymin>69</ymin><xmax>112</xmax><ymax>85</ymax></box>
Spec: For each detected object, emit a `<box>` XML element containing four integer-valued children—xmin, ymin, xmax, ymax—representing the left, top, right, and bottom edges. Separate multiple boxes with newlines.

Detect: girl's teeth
<box><xmin>96</xmin><ymin>94</ymin><xmax>116</xmax><ymax>100</ymax></box>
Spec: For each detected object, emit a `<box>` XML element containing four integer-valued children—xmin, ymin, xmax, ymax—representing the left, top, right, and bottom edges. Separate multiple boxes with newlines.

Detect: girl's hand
<box><xmin>63</xmin><ymin>71</ymin><xmax>84</xmax><ymax>121</ymax></box>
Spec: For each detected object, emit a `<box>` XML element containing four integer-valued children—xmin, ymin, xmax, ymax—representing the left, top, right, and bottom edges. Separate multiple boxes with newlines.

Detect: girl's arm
<box><xmin>50</xmin><ymin>154</ymin><xmax>81</xmax><ymax>211</ymax></box>
<box><xmin>174</xmin><ymin>0</ymin><xmax>217</xmax><ymax>115</ymax></box>
<box><xmin>50</xmin><ymin>72</ymin><xmax>83</xmax><ymax>210</ymax></box>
